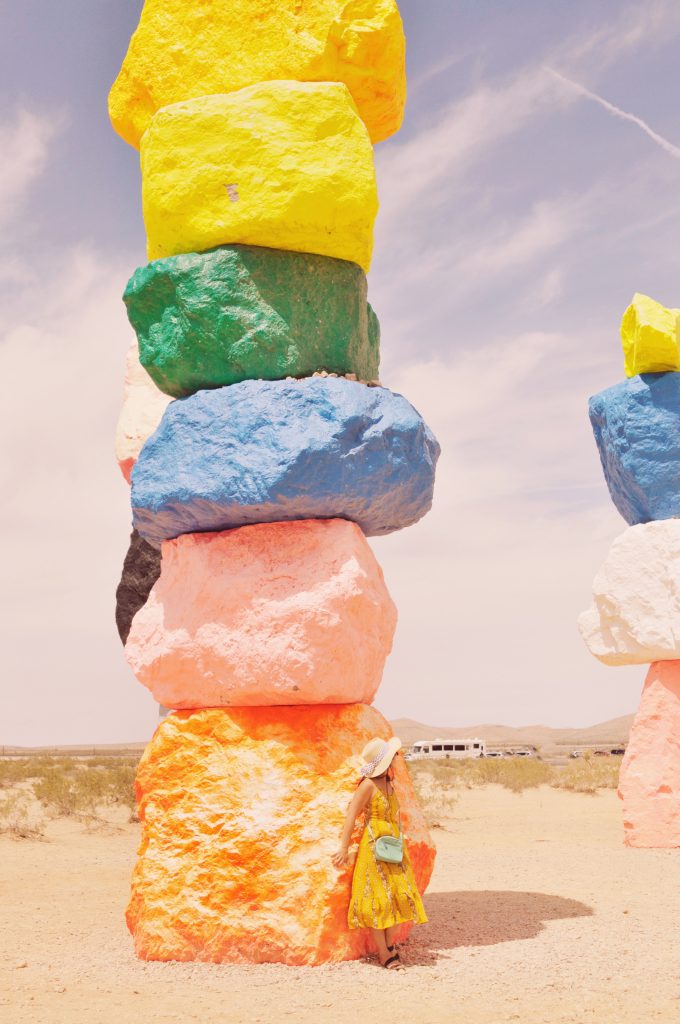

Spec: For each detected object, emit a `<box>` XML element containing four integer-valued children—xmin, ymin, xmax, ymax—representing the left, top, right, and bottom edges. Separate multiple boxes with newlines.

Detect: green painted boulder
<box><xmin>123</xmin><ymin>245</ymin><xmax>380</xmax><ymax>398</ymax></box>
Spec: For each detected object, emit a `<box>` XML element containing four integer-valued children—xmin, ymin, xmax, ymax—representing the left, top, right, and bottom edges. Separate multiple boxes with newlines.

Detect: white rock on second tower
<box><xmin>578</xmin><ymin>519</ymin><xmax>680</xmax><ymax>666</ymax></box>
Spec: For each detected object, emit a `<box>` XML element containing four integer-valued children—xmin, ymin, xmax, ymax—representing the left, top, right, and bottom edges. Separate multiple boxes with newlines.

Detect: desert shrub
<box><xmin>34</xmin><ymin>769</ymin><xmax>83</xmax><ymax>816</ymax></box>
<box><xmin>32</xmin><ymin>761</ymin><xmax>139</xmax><ymax>823</ymax></box>
<box><xmin>407</xmin><ymin>755</ymin><xmax>554</xmax><ymax>797</ymax></box>
<box><xmin>86</xmin><ymin>756</ymin><xmax>139</xmax><ymax>769</ymax></box>
<box><xmin>0</xmin><ymin>761</ymin><xmax>24</xmax><ymax>788</ymax></box>
<box><xmin>551</xmin><ymin>756</ymin><xmax>622</xmax><ymax>793</ymax></box>
<box><xmin>0</xmin><ymin>791</ymin><xmax>46</xmax><ymax>840</ymax></box>
<box><xmin>0</xmin><ymin>757</ymin><xmax>78</xmax><ymax>786</ymax></box>
<box><xmin>472</xmin><ymin>757</ymin><xmax>552</xmax><ymax>792</ymax></box>
<box><xmin>408</xmin><ymin>763</ymin><xmax>458</xmax><ymax>827</ymax></box>
<box><xmin>105</xmin><ymin>764</ymin><xmax>139</xmax><ymax>821</ymax></box>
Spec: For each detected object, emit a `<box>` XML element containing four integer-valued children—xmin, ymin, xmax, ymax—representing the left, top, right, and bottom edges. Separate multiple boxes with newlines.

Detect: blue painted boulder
<box><xmin>589</xmin><ymin>372</ymin><xmax>680</xmax><ymax>525</ymax></box>
<box><xmin>131</xmin><ymin>377</ymin><xmax>440</xmax><ymax>547</ymax></box>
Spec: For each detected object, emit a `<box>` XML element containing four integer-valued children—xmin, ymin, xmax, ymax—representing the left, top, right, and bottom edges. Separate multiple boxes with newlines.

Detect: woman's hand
<box><xmin>332</xmin><ymin>848</ymin><xmax>349</xmax><ymax>868</ymax></box>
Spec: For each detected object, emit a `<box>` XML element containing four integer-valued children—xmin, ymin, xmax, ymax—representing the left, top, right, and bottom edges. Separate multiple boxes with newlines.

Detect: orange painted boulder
<box><xmin>619</xmin><ymin>661</ymin><xmax>680</xmax><ymax>848</ymax></box>
<box><xmin>126</xmin><ymin>705</ymin><xmax>435</xmax><ymax>965</ymax></box>
<box><xmin>115</xmin><ymin>340</ymin><xmax>171</xmax><ymax>483</ymax></box>
<box><xmin>125</xmin><ymin>520</ymin><xmax>397</xmax><ymax>708</ymax></box>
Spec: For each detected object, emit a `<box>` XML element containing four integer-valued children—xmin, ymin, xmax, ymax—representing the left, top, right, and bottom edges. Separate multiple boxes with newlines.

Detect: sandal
<box><xmin>382</xmin><ymin>953</ymin><xmax>404</xmax><ymax>970</ymax></box>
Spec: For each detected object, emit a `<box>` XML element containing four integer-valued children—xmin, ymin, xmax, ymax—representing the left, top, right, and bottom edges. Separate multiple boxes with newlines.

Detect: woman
<box><xmin>332</xmin><ymin>736</ymin><xmax>427</xmax><ymax>970</ymax></box>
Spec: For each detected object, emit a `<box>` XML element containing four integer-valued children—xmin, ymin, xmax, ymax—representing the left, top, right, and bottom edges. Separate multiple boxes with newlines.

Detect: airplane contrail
<box><xmin>545</xmin><ymin>66</ymin><xmax>680</xmax><ymax>160</ymax></box>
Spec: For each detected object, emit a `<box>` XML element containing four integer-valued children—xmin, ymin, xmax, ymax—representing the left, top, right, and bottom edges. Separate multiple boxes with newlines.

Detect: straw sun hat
<box><xmin>359</xmin><ymin>736</ymin><xmax>402</xmax><ymax>778</ymax></box>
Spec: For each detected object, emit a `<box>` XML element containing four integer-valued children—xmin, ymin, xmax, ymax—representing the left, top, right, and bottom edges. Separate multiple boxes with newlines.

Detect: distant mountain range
<box><xmin>3</xmin><ymin>713</ymin><xmax>635</xmax><ymax>756</ymax></box>
<box><xmin>390</xmin><ymin>714</ymin><xmax>635</xmax><ymax>753</ymax></box>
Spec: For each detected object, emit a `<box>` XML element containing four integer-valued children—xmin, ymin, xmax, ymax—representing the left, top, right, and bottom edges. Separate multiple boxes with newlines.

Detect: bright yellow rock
<box><xmin>621</xmin><ymin>293</ymin><xmax>680</xmax><ymax>376</ymax></box>
<box><xmin>141</xmin><ymin>83</ymin><xmax>378</xmax><ymax>271</ymax></box>
<box><xmin>109</xmin><ymin>0</ymin><xmax>405</xmax><ymax>148</ymax></box>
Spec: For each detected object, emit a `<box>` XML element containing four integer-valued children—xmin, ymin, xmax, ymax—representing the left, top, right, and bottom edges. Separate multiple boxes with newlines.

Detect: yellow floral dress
<box><xmin>348</xmin><ymin>783</ymin><xmax>428</xmax><ymax>930</ymax></box>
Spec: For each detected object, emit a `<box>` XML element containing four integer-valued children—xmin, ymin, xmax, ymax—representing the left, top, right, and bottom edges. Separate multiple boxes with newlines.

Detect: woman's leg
<box><xmin>385</xmin><ymin>924</ymin><xmax>400</xmax><ymax>951</ymax></box>
<box><xmin>371</xmin><ymin>927</ymin><xmax>391</xmax><ymax>964</ymax></box>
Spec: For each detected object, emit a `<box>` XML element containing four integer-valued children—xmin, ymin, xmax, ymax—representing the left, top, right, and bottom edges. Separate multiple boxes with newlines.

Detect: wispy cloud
<box><xmin>545</xmin><ymin>67</ymin><xmax>680</xmax><ymax>160</ymax></box>
<box><xmin>377</xmin><ymin>0</ymin><xmax>680</xmax><ymax>233</ymax></box>
<box><xmin>0</xmin><ymin>108</ymin><xmax>65</xmax><ymax>227</ymax></box>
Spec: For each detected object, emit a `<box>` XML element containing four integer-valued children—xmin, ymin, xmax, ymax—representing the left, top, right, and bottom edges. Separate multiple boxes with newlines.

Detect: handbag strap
<box><xmin>386</xmin><ymin>777</ymin><xmax>403</xmax><ymax>838</ymax></box>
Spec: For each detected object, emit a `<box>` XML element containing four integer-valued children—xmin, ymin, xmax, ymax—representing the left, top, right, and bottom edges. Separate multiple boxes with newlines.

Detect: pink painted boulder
<box><xmin>125</xmin><ymin>519</ymin><xmax>397</xmax><ymax>707</ymax></box>
<box><xmin>619</xmin><ymin>661</ymin><xmax>680</xmax><ymax>848</ymax></box>
<box><xmin>115</xmin><ymin>340</ymin><xmax>171</xmax><ymax>483</ymax></box>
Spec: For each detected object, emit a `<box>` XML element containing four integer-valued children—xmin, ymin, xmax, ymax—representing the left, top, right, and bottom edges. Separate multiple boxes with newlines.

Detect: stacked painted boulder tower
<box><xmin>110</xmin><ymin>1</ymin><xmax>440</xmax><ymax>964</ymax></box>
<box><xmin>579</xmin><ymin>293</ymin><xmax>680</xmax><ymax>848</ymax></box>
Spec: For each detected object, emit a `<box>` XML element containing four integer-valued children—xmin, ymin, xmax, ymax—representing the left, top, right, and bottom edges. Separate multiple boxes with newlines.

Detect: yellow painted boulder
<box><xmin>621</xmin><ymin>293</ymin><xmax>680</xmax><ymax>377</ymax></box>
<box><xmin>141</xmin><ymin>83</ymin><xmax>378</xmax><ymax>270</ymax></box>
<box><xmin>109</xmin><ymin>0</ymin><xmax>405</xmax><ymax>148</ymax></box>
<box><xmin>126</xmin><ymin>705</ymin><xmax>436</xmax><ymax>964</ymax></box>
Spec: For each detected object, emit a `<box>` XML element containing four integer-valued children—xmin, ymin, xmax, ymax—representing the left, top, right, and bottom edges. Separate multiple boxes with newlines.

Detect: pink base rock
<box><xmin>125</xmin><ymin>519</ymin><xmax>397</xmax><ymax>708</ymax></box>
<box><xmin>619</xmin><ymin>661</ymin><xmax>680</xmax><ymax>848</ymax></box>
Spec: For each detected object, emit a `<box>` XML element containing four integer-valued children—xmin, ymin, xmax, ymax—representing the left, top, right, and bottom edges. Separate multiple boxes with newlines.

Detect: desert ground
<box><xmin>1</xmin><ymin>778</ymin><xmax>679</xmax><ymax>1024</ymax></box>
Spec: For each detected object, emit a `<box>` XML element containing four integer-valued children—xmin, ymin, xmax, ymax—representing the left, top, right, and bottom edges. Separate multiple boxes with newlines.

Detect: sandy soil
<box><xmin>1</xmin><ymin>785</ymin><xmax>678</xmax><ymax>1024</ymax></box>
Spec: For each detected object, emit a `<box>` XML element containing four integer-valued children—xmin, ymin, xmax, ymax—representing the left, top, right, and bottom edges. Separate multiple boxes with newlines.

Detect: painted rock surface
<box><xmin>126</xmin><ymin>704</ymin><xmax>435</xmax><ymax>964</ymax></box>
<box><xmin>115</xmin><ymin>341</ymin><xmax>171</xmax><ymax>483</ymax></box>
<box><xmin>578</xmin><ymin>520</ymin><xmax>680</xmax><ymax>666</ymax></box>
<box><xmin>619</xmin><ymin>661</ymin><xmax>680</xmax><ymax>848</ymax></box>
<box><xmin>621</xmin><ymin>293</ymin><xmax>680</xmax><ymax>377</ymax></box>
<box><xmin>115</xmin><ymin>530</ymin><xmax>162</xmax><ymax>645</ymax></box>
<box><xmin>126</xmin><ymin>520</ymin><xmax>396</xmax><ymax>707</ymax></box>
<box><xmin>589</xmin><ymin>372</ymin><xmax>680</xmax><ymax>525</ymax></box>
<box><xmin>141</xmin><ymin>83</ymin><xmax>377</xmax><ymax>270</ymax></box>
<box><xmin>131</xmin><ymin>377</ymin><xmax>440</xmax><ymax>548</ymax></box>
<box><xmin>109</xmin><ymin>0</ymin><xmax>405</xmax><ymax>148</ymax></box>
<box><xmin>125</xmin><ymin>245</ymin><xmax>380</xmax><ymax>397</ymax></box>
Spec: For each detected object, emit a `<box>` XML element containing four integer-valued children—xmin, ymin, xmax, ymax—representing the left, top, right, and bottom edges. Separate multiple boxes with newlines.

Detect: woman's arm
<box><xmin>331</xmin><ymin>779</ymin><xmax>374</xmax><ymax>868</ymax></box>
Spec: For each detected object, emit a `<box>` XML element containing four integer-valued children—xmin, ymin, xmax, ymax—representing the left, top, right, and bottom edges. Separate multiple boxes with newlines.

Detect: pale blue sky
<box><xmin>2</xmin><ymin>2</ymin><xmax>680</xmax><ymax>743</ymax></box>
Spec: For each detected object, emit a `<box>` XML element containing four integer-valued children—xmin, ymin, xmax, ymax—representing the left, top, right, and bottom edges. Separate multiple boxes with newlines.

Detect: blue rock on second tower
<box><xmin>589</xmin><ymin>372</ymin><xmax>680</xmax><ymax>525</ymax></box>
<box><xmin>131</xmin><ymin>376</ymin><xmax>440</xmax><ymax>548</ymax></box>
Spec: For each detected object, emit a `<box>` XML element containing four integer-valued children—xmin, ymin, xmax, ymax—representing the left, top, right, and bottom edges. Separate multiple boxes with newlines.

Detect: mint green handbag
<box><xmin>373</xmin><ymin>783</ymin><xmax>404</xmax><ymax>864</ymax></box>
<box><xmin>374</xmin><ymin>830</ymin><xmax>403</xmax><ymax>864</ymax></box>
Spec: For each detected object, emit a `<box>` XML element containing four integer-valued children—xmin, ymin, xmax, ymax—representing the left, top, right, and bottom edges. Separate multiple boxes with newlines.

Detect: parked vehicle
<box><xmin>406</xmin><ymin>738</ymin><xmax>486</xmax><ymax>761</ymax></box>
<box><xmin>610</xmin><ymin>748</ymin><xmax>626</xmax><ymax>756</ymax></box>
<box><xmin>593</xmin><ymin>750</ymin><xmax>611</xmax><ymax>757</ymax></box>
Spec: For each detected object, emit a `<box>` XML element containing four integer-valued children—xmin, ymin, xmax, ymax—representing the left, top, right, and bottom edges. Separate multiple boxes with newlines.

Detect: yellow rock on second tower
<box><xmin>141</xmin><ymin>82</ymin><xmax>378</xmax><ymax>271</ymax></box>
<box><xmin>620</xmin><ymin>292</ymin><xmax>680</xmax><ymax>377</ymax></box>
<box><xmin>109</xmin><ymin>0</ymin><xmax>406</xmax><ymax>148</ymax></box>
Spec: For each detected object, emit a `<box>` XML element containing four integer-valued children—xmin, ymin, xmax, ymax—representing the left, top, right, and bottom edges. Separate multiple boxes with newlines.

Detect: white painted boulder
<box><xmin>578</xmin><ymin>520</ymin><xmax>680</xmax><ymax>665</ymax></box>
<box><xmin>115</xmin><ymin>340</ymin><xmax>171</xmax><ymax>483</ymax></box>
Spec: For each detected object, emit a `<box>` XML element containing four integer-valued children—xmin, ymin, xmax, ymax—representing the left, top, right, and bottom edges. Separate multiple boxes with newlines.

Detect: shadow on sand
<box><xmin>402</xmin><ymin>890</ymin><xmax>593</xmax><ymax>965</ymax></box>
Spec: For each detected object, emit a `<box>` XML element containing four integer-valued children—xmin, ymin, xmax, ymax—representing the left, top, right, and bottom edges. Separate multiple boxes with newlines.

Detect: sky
<box><xmin>2</xmin><ymin>1</ymin><xmax>680</xmax><ymax>745</ymax></box>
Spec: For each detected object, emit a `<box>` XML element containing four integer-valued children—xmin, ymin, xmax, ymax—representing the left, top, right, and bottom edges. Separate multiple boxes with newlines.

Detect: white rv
<box><xmin>406</xmin><ymin>738</ymin><xmax>486</xmax><ymax>761</ymax></box>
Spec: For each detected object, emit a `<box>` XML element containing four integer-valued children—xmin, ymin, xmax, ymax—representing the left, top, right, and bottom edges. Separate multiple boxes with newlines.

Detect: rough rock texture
<box><xmin>131</xmin><ymin>376</ymin><xmax>440</xmax><ymax>548</ymax></box>
<box><xmin>125</xmin><ymin>520</ymin><xmax>397</xmax><ymax>708</ymax></box>
<box><xmin>589</xmin><ymin>372</ymin><xmax>680</xmax><ymax>525</ymax></box>
<box><xmin>115</xmin><ymin>530</ymin><xmax>162</xmax><ymax>645</ymax></box>
<box><xmin>124</xmin><ymin>245</ymin><xmax>380</xmax><ymax>398</ymax></box>
<box><xmin>578</xmin><ymin>520</ymin><xmax>680</xmax><ymax>666</ymax></box>
<box><xmin>141</xmin><ymin>83</ymin><xmax>377</xmax><ymax>271</ymax></box>
<box><xmin>109</xmin><ymin>0</ymin><xmax>405</xmax><ymax>148</ymax></box>
<box><xmin>115</xmin><ymin>341</ymin><xmax>171</xmax><ymax>483</ymax></box>
<box><xmin>126</xmin><ymin>704</ymin><xmax>436</xmax><ymax>964</ymax></box>
<box><xmin>619</xmin><ymin>661</ymin><xmax>680</xmax><ymax>848</ymax></box>
<box><xmin>621</xmin><ymin>293</ymin><xmax>680</xmax><ymax>377</ymax></box>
